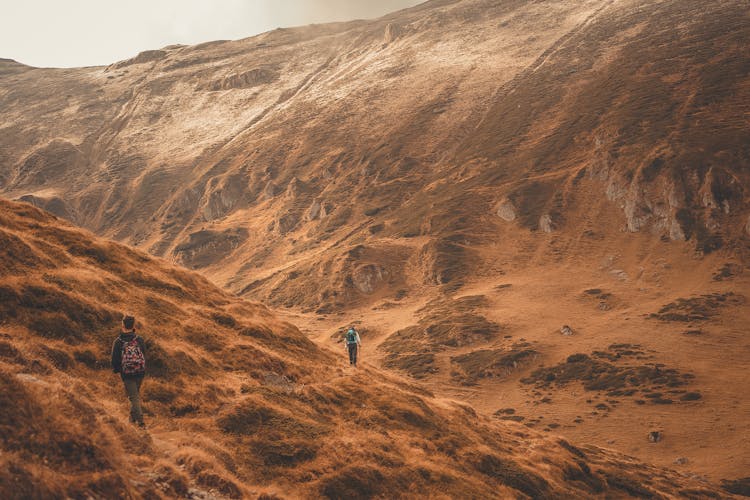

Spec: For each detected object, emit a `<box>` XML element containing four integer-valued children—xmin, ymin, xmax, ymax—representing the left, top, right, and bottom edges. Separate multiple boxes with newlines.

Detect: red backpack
<box><xmin>122</xmin><ymin>337</ymin><xmax>146</xmax><ymax>376</ymax></box>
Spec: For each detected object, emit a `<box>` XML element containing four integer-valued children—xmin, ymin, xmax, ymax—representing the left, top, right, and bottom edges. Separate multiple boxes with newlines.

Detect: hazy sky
<box><xmin>1</xmin><ymin>0</ymin><xmax>425</xmax><ymax>68</ymax></box>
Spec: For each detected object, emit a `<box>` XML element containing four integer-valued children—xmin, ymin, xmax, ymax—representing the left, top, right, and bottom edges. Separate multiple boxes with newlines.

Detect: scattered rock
<box><xmin>610</xmin><ymin>269</ymin><xmax>628</xmax><ymax>281</ymax></box>
<box><xmin>648</xmin><ymin>431</ymin><xmax>662</xmax><ymax>443</ymax></box>
<box><xmin>262</xmin><ymin>372</ymin><xmax>301</xmax><ymax>394</ymax></box>
<box><xmin>495</xmin><ymin>199</ymin><xmax>517</xmax><ymax>221</ymax></box>
<box><xmin>560</xmin><ymin>325</ymin><xmax>573</xmax><ymax>336</ymax></box>
<box><xmin>539</xmin><ymin>214</ymin><xmax>554</xmax><ymax>233</ymax></box>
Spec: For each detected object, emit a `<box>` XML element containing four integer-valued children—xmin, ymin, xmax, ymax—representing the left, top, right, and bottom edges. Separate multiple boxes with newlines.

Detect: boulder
<box><xmin>648</xmin><ymin>431</ymin><xmax>662</xmax><ymax>443</ymax></box>
<box><xmin>495</xmin><ymin>200</ymin><xmax>516</xmax><ymax>222</ymax></box>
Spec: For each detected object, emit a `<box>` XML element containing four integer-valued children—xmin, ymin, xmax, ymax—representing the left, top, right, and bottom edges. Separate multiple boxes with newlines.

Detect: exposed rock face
<box><xmin>202</xmin><ymin>176</ymin><xmax>245</xmax><ymax>221</ymax></box>
<box><xmin>110</xmin><ymin>49</ymin><xmax>167</xmax><ymax>69</ymax></box>
<box><xmin>201</xmin><ymin>67</ymin><xmax>279</xmax><ymax>91</ymax></box>
<box><xmin>173</xmin><ymin>227</ymin><xmax>248</xmax><ymax>268</ymax></box>
<box><xmin>261</xmin><ymin>182</ymin><xmax>277</xmax><ymax>200</ymax></box>
<box><xmin>351</xmin><ymin>264</ymin><xmax>388</xmax><ymax>294</ymax></box>
<box><xmin>539</xmin><ymin>214</ymin><xmax>554</xmax><ymax>233</ymax></box>
<box><xmin>307</xmin><ymin>199</ymin><xmax>324</xmax><ymax>221</ymax></box>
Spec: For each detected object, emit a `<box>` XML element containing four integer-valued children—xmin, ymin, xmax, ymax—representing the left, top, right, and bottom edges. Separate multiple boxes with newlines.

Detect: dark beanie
<box><xmin>122</xmin><ymin>315</ymin><xmax>136</xmax><ymax>330</ymax></box>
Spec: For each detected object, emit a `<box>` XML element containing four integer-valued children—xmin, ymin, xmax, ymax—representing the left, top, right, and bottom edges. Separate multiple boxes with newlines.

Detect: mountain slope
<box><xmin>1</xmin><ymin>0</ymin><xmax>749</xmax><ymax>492</ymax></box>
<box><xmin>2</xmin><ymin>196</ymin><xmax>736</xmax><ymax>498</ymax></box>
<box><xmin>0</xmin><ymin>0</ymin><xmax>748</xmax><ymax>303</ymax></box>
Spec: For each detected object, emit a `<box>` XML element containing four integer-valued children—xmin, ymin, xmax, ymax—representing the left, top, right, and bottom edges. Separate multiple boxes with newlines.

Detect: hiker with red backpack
<box><xmin>111</xmin><ymin>314</ymin><xmax>147</xmax><ymax>427</ymax></box>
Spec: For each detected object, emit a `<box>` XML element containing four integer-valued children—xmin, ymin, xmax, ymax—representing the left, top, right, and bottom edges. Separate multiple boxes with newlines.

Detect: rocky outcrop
<box><xmin>200</xmin><ymin>67</ymin><xmax>279</xmax><ymax>91</ymax></box>
<box><xmin>202</xmin><ymin>175</ymin><xmax>245</xmax><ymax>221</ymax></box>
<box><xmin>261</xmin><ymin>182</ymin><xmax>277</xmax><ymax>201</ymax></box>
<box><xmin>110</xmin><ymin>50</ymin><xmax>167</xmax><ymax>69</ymax></box>
<box><xmin>587</xmin><ymin>157</ymin><xmax>746</xmax><ymax>246</ymax></box>
<box><xmin>384</xmin><ymin>23</ymin><xmax>401</xmax><ymax>45</ymax></box>
<box><xmin>16</xmin><ymin>194</ymin><xmax>74</xmax><ymax>221</ymax></box>
<box><xmin>351</xmin><ymin>264</ymin><xmax>389</xmax><ymax>294</ymax></box>
<box><xmin>173</xmin><ymin>227</ymin><xmax>248</xmax><ymax>268</ymax></box>
<box><xmin>539</xmin><ymin>214</ymin><xmax>554</xmax><ymax>233</ymax></box>
<box><xmin>306</xmin><ymin>199</ymin><xmax>327</xmax><ymax>221</ymax></box>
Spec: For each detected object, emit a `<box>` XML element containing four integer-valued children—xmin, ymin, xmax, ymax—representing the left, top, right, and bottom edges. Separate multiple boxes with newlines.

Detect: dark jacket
<box><xmin>111</xmin><ymin>331</ymin><xmax>146</xmax><ymax>379</ymax></box>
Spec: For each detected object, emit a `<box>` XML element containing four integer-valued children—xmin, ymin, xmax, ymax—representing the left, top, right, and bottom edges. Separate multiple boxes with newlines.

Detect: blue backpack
<box><xmin>346</xmin><ymin>329</ymin><xmax>357</xmax><ymax>344</ymax></box>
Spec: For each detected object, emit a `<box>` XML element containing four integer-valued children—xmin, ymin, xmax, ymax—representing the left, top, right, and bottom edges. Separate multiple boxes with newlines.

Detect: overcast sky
<box><xmin>1</xmin><ymin>0</ymin><xmax>425</xmax><ymax>68</ymax></box>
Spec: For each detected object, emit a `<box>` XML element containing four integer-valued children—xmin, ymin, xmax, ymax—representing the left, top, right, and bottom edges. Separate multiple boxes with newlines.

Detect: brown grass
<box><xmin>0</xmin><ymin>192</ymin><xmax>731</xmax><ymax>497</ymax></box>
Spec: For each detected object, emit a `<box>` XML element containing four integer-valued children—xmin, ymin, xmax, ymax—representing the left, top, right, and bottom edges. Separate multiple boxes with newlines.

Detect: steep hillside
<box><xmin>2</xmin><ymin>197</ymin><xmax>737</xmax><ymax>498</ymax></box>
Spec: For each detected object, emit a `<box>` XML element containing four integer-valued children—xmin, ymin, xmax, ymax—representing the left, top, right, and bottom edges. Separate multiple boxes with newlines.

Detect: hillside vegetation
<box><xmin>0</xmin><ymin>197</ymin><xmax>736</xmax><ymax>498</ymax></box>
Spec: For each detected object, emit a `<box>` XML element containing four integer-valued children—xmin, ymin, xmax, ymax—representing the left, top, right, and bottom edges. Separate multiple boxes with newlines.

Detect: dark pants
<box><xmin>348</xmin><ymin>343</ymin><xmax>358</xmax><ymax>365</ymax></box>
<box><xmin>122</xmin><ymin>376</ymin><xmax>144</xmax><ymax>423</ymax></box>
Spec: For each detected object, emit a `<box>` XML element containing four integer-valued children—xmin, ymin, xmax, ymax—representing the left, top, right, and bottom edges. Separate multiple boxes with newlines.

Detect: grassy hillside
<box><xmin>0</xmin><ymin>197</ymin><xmax>734</xmax><ymax>498</ymax></box>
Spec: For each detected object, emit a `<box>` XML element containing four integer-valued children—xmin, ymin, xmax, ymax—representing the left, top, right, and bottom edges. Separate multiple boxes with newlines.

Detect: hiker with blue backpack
<box><xmin>111</xmin><ymin>314</ymin><xmax>147</xmax><ymax>427</ymax></box>
<box><xmin>345</xmin><ymin>325</ymin><xmax>361</xmax><ymax>367</ymax></box>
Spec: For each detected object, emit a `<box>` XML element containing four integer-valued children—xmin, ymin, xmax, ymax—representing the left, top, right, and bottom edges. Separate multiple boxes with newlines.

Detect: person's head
<box><xmin>122</xmin><ymin>314</ymin><xmax>136</xmax><ymax>331</ymax></box>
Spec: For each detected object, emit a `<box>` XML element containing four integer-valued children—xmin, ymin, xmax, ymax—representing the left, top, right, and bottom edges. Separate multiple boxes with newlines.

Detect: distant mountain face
<box><xmin>0</xmin><ymin>0</ymin><xmax>748</xmax><ymax>311</ymax></box>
